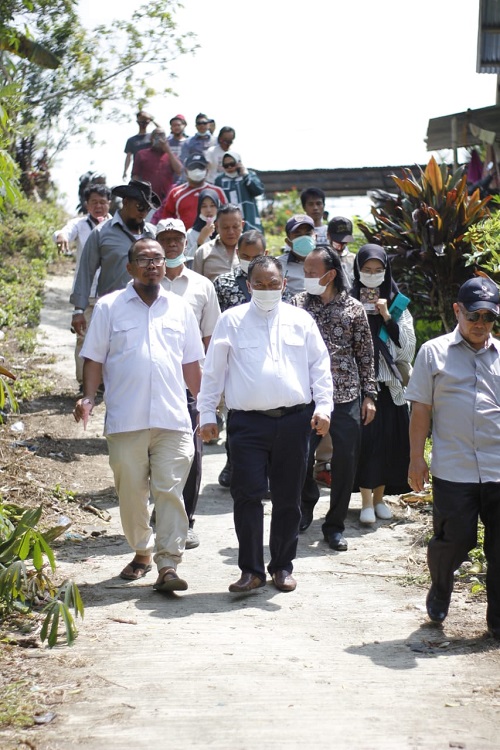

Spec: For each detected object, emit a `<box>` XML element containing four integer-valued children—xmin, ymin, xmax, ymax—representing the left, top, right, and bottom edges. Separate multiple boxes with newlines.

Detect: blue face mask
<box><xmin>292</xmin><ymin>235</ymin><xmax>315</xmax><ymax>257</ymax></box>
<box><xmin>165</xmin><ymin>253</ymin><xmax>186</xmax><ymax>268</ymax></box>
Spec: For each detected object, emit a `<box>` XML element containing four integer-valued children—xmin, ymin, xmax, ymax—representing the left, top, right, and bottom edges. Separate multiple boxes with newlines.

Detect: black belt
<box><xmin>247</xmin><ymin>403</ymin><xmax>309</xmax><ymax>419</ymax></box>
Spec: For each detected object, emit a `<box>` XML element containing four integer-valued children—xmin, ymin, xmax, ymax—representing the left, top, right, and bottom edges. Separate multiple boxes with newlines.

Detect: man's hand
<box><xmin>361</xmin><ymin>396</ymin><xmax>376</xmax><ymax>425</ymax></box>
<box><xmin>73</xmin><ymin>397</ymin><xmax>94</xmax><ymax>429</ymax></box>
<box><xmin>199</xmin><ymin>423</ymin><xmax>219</xmax><ymax>443</ymax></box>
<box><xmin>72</xmin><ymin>312</ymin><xmax>86</xmax><ymax>336</ymax></box>
<box><xmin>407</xmin><ymin>456</ymin><xmax>429</xmax><ymax>493</ymax></box>
<box><xmin>55</xmin><ymin>234</ymin><xmax>69</xmax><ymax>254</ymax></box>
<box><xmin>311</xmin><ymin>413</ymin><xmax>330</xmax><ymax>436</ymax></box>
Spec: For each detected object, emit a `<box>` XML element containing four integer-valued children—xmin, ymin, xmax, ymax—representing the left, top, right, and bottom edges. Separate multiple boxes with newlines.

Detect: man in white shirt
<box><xmin>54</xmin><ymin>184</ymin><xmax>111</xmax><ymax>387</ymax></box>
<box><xmin>74</xmin><ymin>238</ymin><xmax>204</xmax><ymax>592</ymax></box>
<box><xmin>156</xmin><ymin>218</ymin><xmax>221</xmax><ymax>549</ymax></box>
<box><xmin>198</xmin><ymin>256</ymin><xmax>333</xmax><ymax>594</ymax></box>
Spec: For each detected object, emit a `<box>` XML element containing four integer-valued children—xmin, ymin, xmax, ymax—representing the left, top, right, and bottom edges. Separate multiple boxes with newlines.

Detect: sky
<box><xmin>51</xmin><ymin>0</ymin><xmax>496</xmax><ymax>214</ymax></box>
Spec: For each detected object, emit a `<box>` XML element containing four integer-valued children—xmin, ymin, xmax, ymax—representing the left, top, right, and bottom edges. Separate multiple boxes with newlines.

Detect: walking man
<box><xmin>406</xmin><ymin>277</ymin><xmax>500</xmax><ymax>637</ymax></box>
<box><xmin>198</xmin><ymin>257</ymin><xmax>333</xmax><ymax>594</ymax></box>
<box><xmin>74</xmin><ymin>239</ymin><xmax>204</xmax><ymax>592</ymax></box>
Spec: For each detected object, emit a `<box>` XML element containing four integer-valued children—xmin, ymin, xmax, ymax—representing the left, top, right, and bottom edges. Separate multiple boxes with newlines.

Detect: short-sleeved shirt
<box><xmin>81</xmin><ymin>282</ymin><xmax>204</xmax><ymax>435</ymax></box>
<box><xmin>405</xmin><ymin>327</ymin><xmax>500</xmax><ymax>483</ymax></box>
<box><xmin>192</xmin><ymin>237</ymin><xmax>239</xmax><ymax>281</ymax></box>
<box><xmin>161</xmin><ymin>266</ymin><xmax>220</xmax><ymax>338</ymax></box>
<box><xmin>132</xmin><ymin>148</ymin><xmax>176</xmax><ymax>201</ymax></box>
<box><xmin>124</xmin><ymin>133</ymin><xmax>151</xmax><ymax>155</ymax></box>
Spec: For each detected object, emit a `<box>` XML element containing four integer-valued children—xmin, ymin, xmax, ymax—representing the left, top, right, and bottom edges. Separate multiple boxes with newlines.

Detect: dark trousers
<box><xmin>430</xmin><ymin>477</ymin><xmax>500</xmax><ymax>629</ymax></box>
<box><xmin>183</xmin><ymin>390</ymin><xmax>202</xmax><ymax>528</ymax></box>
<box><xmin>301</xmin><ymin>398</ymin><xmax>361</xmax><ymax>535</ymax></box>
<box><xmin>228</xmin><ymin>404</ymin><xmax>314</xmax><ymax>579</ymax></box>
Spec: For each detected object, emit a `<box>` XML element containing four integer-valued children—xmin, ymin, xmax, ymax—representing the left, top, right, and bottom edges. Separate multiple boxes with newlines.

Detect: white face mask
<box><xmin>239</xmin><ymin>259</ymin><xmax>250</xmax><ymax>274</ymax></box>
<box><xmin>304</xmin><ymin>272</ymin><xmax>329</xmax><ymax>296</ymax></box>
<box><xmin>359</xmin><ymin>270</ymin><xmax>385</xmax><ymax>288</ymax></box>
<box><xmin>187</xmin><ymin>169</ymin><xmax>207</xmax><ymax>182</ymax></box>
<box><xmin>251</xmin><ymin>288</ymin><xmax>282</xmax><ymax>312</ymax></box>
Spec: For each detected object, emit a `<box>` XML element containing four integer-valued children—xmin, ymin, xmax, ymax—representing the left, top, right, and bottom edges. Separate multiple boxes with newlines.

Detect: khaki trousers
<box><xmin>107</xmin><ymin>428</ymin><xmax>194</xmax><ymax>571</ymax></box>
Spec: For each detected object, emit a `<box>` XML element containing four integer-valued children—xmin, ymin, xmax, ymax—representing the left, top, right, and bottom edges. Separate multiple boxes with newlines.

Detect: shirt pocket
<box><xmin>283</xmin><ymin>329</ymin><xmax>305</xmax><ymax>361</ymax></box>
<box><xmin>237</xmin><ymin>336</ymin><xmax>261</xmax><ymax>363</ymax></box>
<box><xmin>162</xmin><ymin>320</ymin><xmax>184</xmax><ymax>357</ymax></box>
<box><xmin>112</xmin><ymin>319</ymin><xmax>140</xmax><ymax>352</ymax></box>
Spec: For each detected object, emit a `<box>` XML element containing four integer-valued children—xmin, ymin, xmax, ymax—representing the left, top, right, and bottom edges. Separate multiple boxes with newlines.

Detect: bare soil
<box><xmin>1</xmin><ymin>266</ymin><xmax>499</xmax><ymax>750</ymax></box>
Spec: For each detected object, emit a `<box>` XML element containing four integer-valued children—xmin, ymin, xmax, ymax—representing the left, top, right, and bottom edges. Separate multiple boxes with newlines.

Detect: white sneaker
<box><xmin>360</xmin><ymin>507</ymin><xmax>376</xmax><ymax>525</ymax></box>
<box><xmin>185</xmin><ymin>528</ymin><xmax>200</xmax><ymax>549</ymax></box>
<box><xmin>375</xmin><ymin>502</ymin><xmax>393</xmax><ymax>520</ymax></box>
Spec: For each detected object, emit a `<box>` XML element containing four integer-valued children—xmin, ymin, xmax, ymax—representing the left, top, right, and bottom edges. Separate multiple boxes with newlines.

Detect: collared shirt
<box><xmin>214</xmin><ymin>265</ymin><xmax>293</xmax><ymax>312</ymax></box>
<box><xmin>192</xmin><ymin>236</ymin><xmax>239</xmax><ymax>281</ymax></box>
<box><xmin>405</xmin><ymin>327</ymin><xmax>500</xmax><ymax>483</ymax></box>
<box><xmin>198</xmin><ymin>300</ymin><xmax>333</xmax><ymax>426</ymax></box>
<box><xmin>81</xmin><ymin>282</ymin><xmax>205</xmax><ymax>435</ymax></box>
<box><xmin>54</xmin><ymin>213</ymin><xmax>111</xmax><ymax>298</ymax></box>
<box><xmin>69</xmin><ymin>212</ymin><xmax>156</xmax><ymax>310</ymax></box>
<box><xmin>180</xmin><ymin>132</ymin><xmax>216</xmax><ymax>164</ymax></box>
<box><xmin>161</xmin><ymin>266</ymin><xmax>220</xmax><ymax>338</ymax></box>
<box><xmin>291</xmin><ymin>290</ymin><xmax>376</xmax><ymax>403</ymax></box>
<box><xmin>275</xmin><ymin>251</ymin><xmax>305</xmax><ymax>296</ymax></box>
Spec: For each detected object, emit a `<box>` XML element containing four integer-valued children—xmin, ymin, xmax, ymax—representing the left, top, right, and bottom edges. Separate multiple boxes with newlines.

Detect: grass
<box><xmin>0</xmin><ymin>679</ymin><xmax>42</xmax><ymax>729</ymax></box>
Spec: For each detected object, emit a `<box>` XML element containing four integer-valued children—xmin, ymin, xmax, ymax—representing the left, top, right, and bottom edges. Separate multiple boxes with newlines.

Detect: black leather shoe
<box><xmin>299</xmin><ymin>506</ymin><xmax>314</xmax><ymax>532</ymax></box>
<box><xmin>218</xmin><ymin>460</ymin><xmax>232</xmax><ymax>488</ymax></box>
<box><xmin>487</xmin><ymin>627</ymin><xmax>500</xmax><ymax>640</ymax></box>
<box><xmin>426</xmin><ymin>587</ymin><xmax>450</xmax><ymax>624</ymax></box>
<box><xmin>325</xmin><ymin>532</ymin><xmax>348</xmax><ymax>551</ymax></box>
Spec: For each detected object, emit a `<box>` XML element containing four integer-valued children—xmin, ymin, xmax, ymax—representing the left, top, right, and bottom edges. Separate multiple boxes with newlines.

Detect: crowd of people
<box><xmin>53</xmin><ymin>109</ymin><xmax>500</xmax><ymax>639</ymax></box>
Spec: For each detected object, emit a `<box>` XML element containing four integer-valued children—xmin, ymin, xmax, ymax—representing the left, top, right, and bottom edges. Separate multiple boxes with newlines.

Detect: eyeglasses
<box><xmin>224</xmin><ymin>161</ymin><xmax>236</xmax><ymax>168</ymax></box>
<box><xmin>460</xmin><ymin>305</ymin><xmax>498</xmax><ymax>323</ymax></box>
<box><xmin>135</xmin><ymin>202</ymin><xmax>149</xmax><ymax>212</ymax></box>
<box><xmin>133</xmin><ymin>256</ymin><xmax>165</xmax><ymax>267</ymax></box>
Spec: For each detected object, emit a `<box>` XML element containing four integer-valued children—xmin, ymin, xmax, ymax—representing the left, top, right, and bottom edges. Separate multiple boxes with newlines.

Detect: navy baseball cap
<box><xmin>186</xmin><ymin>153</ymin><xmax>208</xmax><ymax>169</ymax></box>
<box><xmin>458</xmin><ymin>277</ymin><xmax>500</xmax><ymax>314</ymax></box>
<box><xmin>285</xmin><ymin>214</ymin><xmax>315</xmax><ymax>235</ymax></box>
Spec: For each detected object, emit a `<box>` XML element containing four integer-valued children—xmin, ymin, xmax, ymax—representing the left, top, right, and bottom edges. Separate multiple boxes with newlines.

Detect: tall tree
<box><xmin>0</xmin><ymin>0</ymin><xmax>197</xmax><ymax>196</ymax></box>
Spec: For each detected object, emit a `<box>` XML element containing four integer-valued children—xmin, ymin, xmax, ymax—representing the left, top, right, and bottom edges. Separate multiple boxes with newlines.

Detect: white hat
<box><xmin>156</xmin><ymin>218</ymin><xmax>187</xmax><ymax>237</ymax></box>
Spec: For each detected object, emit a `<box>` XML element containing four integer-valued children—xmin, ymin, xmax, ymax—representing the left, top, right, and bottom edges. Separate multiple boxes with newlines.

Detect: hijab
<box><xmin>192</xmin><ymin>188</ymin><xmax>221</xmax><ymax>232</ymax></box>
<box><xmin>351</xmin><ymin>243</ymin><xmax>400</xmax><ymax>373</ymax></box>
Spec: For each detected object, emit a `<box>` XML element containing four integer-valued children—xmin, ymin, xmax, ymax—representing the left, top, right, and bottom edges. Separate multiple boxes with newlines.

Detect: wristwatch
<box><xmin>72</xmin><ymin>309</ymin><xmax>84</xmax><ymax>316</ymax></box>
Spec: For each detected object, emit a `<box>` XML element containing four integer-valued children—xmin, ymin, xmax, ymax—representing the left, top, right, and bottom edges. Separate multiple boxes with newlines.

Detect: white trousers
<box><xmin>107</xmin><ymin>428</ymin><xmax>194</xmax><ymax>571</ymax></box>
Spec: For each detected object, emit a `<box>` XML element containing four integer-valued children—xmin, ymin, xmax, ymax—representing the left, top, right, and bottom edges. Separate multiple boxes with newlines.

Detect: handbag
<box><xmin>395</xmin><ymin>360</ymin><xmax>411</xmax><ymax>387</ymax></box>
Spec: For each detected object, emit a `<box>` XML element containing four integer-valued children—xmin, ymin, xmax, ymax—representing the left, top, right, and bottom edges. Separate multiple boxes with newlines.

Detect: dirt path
<box><xmin>3</xmin><ymin>267</ymin><xmax>500</xmax><ymax>749</ymax></box>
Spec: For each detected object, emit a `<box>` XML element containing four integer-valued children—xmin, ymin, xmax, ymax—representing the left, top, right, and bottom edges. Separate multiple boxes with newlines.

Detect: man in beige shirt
<box><xmin>193</xmin><ymin>204</ymin><xmax>243</xmax><ymax>281</ymax></box>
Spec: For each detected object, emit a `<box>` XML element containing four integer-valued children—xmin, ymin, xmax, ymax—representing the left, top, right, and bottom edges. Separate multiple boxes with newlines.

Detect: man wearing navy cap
<box><xmin>276</xmin><ymin>214</ymin><xmax>317</xmax><ymax>296</ymax></box>
<box><xmin>406</xmin><ymin>276</ymin><xmax>500</xmax><ymax>638</ymax></box>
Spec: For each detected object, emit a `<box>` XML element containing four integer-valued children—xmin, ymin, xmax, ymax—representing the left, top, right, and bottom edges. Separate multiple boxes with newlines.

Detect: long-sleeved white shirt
<box><xmin>198</xmin><ymin>300</ymin><xmax>333</xmax><ymax>426</ymax></box>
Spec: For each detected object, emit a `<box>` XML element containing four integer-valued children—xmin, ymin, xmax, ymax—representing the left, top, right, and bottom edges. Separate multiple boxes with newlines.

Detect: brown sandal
<box><xmin>153</xmin><ymin>568</ymin><xmax>188</xmax><ymax>592</ymax></box>
<box><xmin>120</xmin><ymin>561</ymin><xmax>152</xmax><ymax>580</ymax></box>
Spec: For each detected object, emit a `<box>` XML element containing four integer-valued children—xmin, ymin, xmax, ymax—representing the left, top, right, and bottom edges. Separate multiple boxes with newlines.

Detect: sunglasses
<box><xmin>460</xmin><ymin>305</ymin><xmax>498</xmax><ymax>323</ymax></box>
<box><xmin>135</xmin><ymin>201</ymin><xmax>149</xmax><ymax>212</ymax></box>
<box><xmin>224</xmin><ymin>161</ymin><xmax>237</xmax><ymax>168</ymax></box>
<box><xmin>197</xmin><ymin>120</ymin><xmax>209</xmax><ymax>126</ymax></box>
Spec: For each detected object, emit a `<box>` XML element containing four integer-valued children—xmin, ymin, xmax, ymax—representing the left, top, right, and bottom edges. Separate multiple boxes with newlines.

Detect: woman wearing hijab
<box><xmin>215</xmin><ymin>151</ymin><xmax>264</xmax><ymax>232</ymax></box>
<box><xmin>185</xmin><ymin>188</ymin><xmax>221</xmax><ymax>263</ymax></box>
<box><xmin>351</xmin><ymin>244</ymin><xmax>416</xmax><ymax>524</ymax></box>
